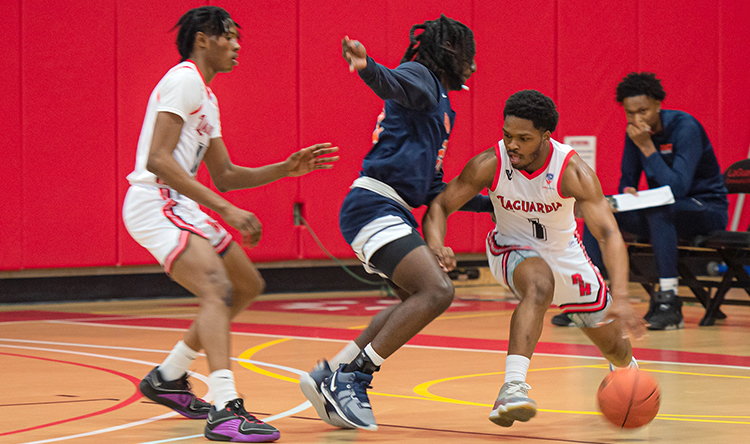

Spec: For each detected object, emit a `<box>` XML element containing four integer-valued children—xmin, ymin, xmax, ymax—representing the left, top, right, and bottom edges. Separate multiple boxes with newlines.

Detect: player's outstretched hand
<box><xmin>602</xmin><ymin>298</ymin><xmax>648</xmax><ymax>341</ymax></box>
<box><xmin>432</xmin><ymin>245</ymin><xmax>456</xmax><ymax>273</ymax></box>
<box><xmin>342</xmin><ymin>36</ymin><xmax>367</xmax><ymax>72</ymax></box>
<box><xmin>222</xmin><ymin>207</ymin><xmax>263</xmax><ymax>248</ymax></box>
<box><xmin>285</xmin><ymin>143</ymin><xmax>339</xmax><ymax>177</ymax></box>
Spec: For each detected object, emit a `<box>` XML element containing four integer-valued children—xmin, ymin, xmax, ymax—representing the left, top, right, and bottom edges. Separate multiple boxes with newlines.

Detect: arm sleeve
<box><xmin>156</xmin><ymin>70</ymin><xmax>203</xmax><ymax>121</ymax></box>
<box><xmin>618</xmin><ymin>136</ymin><xmax>643</xmax><ymax>193</ymax></box>
<box><xmin>458</xmin><ymin>194</ymin><xmax>494</xmax><ymax>213</ymax></box>
<box><xmin>357</xmin><ymin>57</ymin><xmax>439</xmax><ymax>111</ymax></box>
<box><xmin>641</xmin><ymin>121</ymin><xmax>703</xmax><ymax>198</ymax></box>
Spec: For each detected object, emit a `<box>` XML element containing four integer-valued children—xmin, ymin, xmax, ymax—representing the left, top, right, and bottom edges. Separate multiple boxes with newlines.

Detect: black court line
<box><xmin>289</xmin><ymin>415</ymin><xmax>614</xmax><ymax>444</ymax></box>
<box><xmin>0</xmin><ymin>398</ymin><xmax>120</xmax><ymax>407</ymax></box>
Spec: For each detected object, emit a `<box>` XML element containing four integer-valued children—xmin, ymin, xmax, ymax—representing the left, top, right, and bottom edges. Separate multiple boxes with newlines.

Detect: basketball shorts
<box><xmin>349</xmin><ymin>215</ymin><xmax>423</xmax><ymax>279</ymax></box>
<box><xmin>485</xmin><ymin>229</ymin><xmax>612</xmax><ymax>328</ymax></box>
<box><xmin>122</xmin><ymin>184</ymin><xmax>232</xmax><ymax>274</ymax></box>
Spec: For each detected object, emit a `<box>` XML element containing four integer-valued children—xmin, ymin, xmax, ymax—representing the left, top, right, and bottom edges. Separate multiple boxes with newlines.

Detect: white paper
<box><xmin>609</xmin><ymin>186</ymin><xmax>675</xmax><ymax>212</ymax></box>
<box><xmin>564</xmin><ymin>136</ymin><xmax>597</xmax><ymax>172</ymax></box>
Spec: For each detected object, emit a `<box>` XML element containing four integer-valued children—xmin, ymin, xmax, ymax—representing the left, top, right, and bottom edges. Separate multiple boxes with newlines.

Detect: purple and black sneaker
<box><xmin>139</xmin><ymin>366</ymin><xmax>211</xmax><ymax>419</ymax></box>
<box><xmin>205</xmin><ymin>398</ymin><xmax>280</xmax><ymax>442</ymax></box>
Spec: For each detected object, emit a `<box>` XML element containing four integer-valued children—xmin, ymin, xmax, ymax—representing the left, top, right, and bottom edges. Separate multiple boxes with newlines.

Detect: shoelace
<box><xmin>351</xmin><ymin>375</ymin><xmax>373</xmax><ymax>403</ymax></box>
<box><xmin>504</xmin><ymin>382</ymin><xmax>532</xmax><ymax>397</ymax></box>
<box><xmin>228</xmin><ymin>400</ymin><xmax>265</xmax><ymax>424</ymax></box>
<box><xmin>176</xmin><ymin>375</ymin><xmax>208</xmax><ymax>403</ymax></box>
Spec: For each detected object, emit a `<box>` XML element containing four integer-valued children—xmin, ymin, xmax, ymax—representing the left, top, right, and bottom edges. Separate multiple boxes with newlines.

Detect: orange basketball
<box><xmin>597</xmin><ymin>368</ymin><xmax>660</xmax><ymax>428</ymax></box>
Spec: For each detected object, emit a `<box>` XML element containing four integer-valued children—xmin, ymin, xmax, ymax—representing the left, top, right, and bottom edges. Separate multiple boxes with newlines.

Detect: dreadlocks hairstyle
<box><xmin>172</xmin><ymin>6</ymin><xmax>241</xmax><ymax>61</ymax></box>
<box><xmin>615</xmin><ymin>72</ymin><xmax>666</xmax><ymax>104</ymax></box>
<box><xmin>400</xmin><ymin>14</ymin><xmax>475</xmax><ymax>91</ymax></box>
<box><xmin>503</xmin><ymin>90</ymin><xmax>559</xmax><ymax>133</ymax></box>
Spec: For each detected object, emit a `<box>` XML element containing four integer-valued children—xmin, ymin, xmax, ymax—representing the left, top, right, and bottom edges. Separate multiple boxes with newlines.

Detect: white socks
<box><xmin>209</xmin><ymin>369</ymin><xmax>239</xmax><ymax>410</ymax></box>
<box><xmin>158</xmin><ymin>340</ymin><xmax>198</xmax><ymax>381</ymax></box>
<box><xmin>330</xmin><ymin>341</ymin><xmax>362</xmax><ymax>368</ymax></box>
<box><xmin>660</xmin><ymin>278</ymin><xmax>679</xmax><ymax>294</ymax></box>
<box><xmin>364</xmin><ymin>343</ymin><xmax>386</xmax><ymax>366</ymax></box>
<box><xmin>504</xmin><ymin>354</ymin><xmax>530</xmax><ymax>384</ymax></box>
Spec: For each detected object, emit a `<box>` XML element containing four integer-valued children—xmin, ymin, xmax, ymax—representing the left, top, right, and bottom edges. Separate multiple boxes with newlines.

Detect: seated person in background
<box><xmin>554</xmin><ymin>72</ymin><xmax>728</xmax><ymax>331</ymax></box>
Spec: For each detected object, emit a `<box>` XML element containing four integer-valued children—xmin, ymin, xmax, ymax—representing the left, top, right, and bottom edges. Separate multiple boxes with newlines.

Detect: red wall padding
<box><xmin>21</xmin><ymin>0</ymin><xmax>118</xmax><ymax>268</ymax></box>
<box><xmin>1</xmin><ymin>0</ymin><xmax>22</xmax><ymax>270</ymax></box>
<box><xmin>556</xmin><ymin>0</ymin><xmax>638</xmax><ymax>195</ymax></box>
<box><xmin>4</xmin><ymin>0</ymin><xmax>750</xmax><ymax>271</ymax></box>
<box><xmin>297</xmin><ymin>0</ymin><xmax>389</xmax><ymax>260</ymax></box>
<box><xmin>720</xmin><ymin>1</ymin><xmax>750</xmax><ymax>230</ymax></box>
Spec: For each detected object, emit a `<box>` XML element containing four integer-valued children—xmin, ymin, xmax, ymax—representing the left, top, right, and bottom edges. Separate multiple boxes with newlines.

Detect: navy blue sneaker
<box><xmin>321</xmin><ymin>364</ymin><xmax>377</xmax><ymax>431</ymax></box>
<box><xmin>299</xmin><ymin>360</ymin><xmax>355</xmax><ymax>428</ymax></box>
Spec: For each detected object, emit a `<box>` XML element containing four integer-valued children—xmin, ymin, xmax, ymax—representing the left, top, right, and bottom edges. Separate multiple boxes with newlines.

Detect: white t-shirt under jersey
<box><xmin>489</xmin><ymin>138</ymin><xmax>578</xmax><ymax>253</ymax></box>
<box><xmin>127</xmin><ymin>60</ymin><xmax>222</xmax><ymax>187</ymax></box>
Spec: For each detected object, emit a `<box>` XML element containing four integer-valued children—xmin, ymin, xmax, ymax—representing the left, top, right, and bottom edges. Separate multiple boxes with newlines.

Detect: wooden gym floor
<box><xmin>1</xmin><ymin>278</ymin><xmax>749</xmax><ymax>443</ymax></box>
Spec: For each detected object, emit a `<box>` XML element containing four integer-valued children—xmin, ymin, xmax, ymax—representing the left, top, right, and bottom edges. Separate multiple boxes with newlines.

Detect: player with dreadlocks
<box><xmin>123</xmin><ymin>6</ymin><xmax>338</xmax><ymax>442</ymax></box>
<box><xmin>299</xmin><ymin>15</ymin><xmax>486</xmax><ymax>431</ymax></box>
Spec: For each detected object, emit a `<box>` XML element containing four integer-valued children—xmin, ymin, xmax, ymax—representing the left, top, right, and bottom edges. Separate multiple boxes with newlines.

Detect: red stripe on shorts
<box><xmin>164</xmin><ymin>230</ymin><xmax>190</xmax><ymax>275</ymax></box>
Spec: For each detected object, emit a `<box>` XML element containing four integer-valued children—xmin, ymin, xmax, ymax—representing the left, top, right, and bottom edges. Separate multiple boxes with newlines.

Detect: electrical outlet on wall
<box><xmin>293</xmin><ymin>202</ymin><xmax>304</xmax><ymax>226</ymax></box>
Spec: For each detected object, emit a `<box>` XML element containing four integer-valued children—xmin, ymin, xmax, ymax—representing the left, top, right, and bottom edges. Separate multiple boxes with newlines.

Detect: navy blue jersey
<box><xmin>340</xmin><ymin>57</ymin><xmax>456</xmax><ymax>243</ymax></box>
<box><xmin>359</xmin><ymin>57</ymin><xmax>455</xmax><ymax>207</ymax></box>
<box><xmin>619</xmin><ymin>109</ymin><xmax>728</xmax><ymax>207</ymax></box>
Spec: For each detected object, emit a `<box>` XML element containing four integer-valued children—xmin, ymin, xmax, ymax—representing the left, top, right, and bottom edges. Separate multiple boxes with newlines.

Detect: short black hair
<box><xmin>172</xmin><ymin>6</ymin><xmax>241</xmax><ymax>61</ymax></box>
<box><xmin>615</xmin><ymin>72</ymin><xmax>666</xmax><ymax>103</ymax></box>
<box><xmin>503</xmin><ymin>90</ymin><xmax>559</xmax><ymax>133</ymax></box>
<box><xmin>400</xmin><ymin>14</ymin><xmax>475</xmax><ymax>91</ymax></box>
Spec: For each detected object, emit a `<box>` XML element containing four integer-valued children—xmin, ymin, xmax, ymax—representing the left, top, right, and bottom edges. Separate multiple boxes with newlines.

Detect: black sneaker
<box><xmin>205</xmin><ymin>398</ymin><xmax>280</xmax><ymax>442</ymax></box>
<box><xmin>646</xmin><ymin>290</ymin><xmax>684</xmax><ymax>330</ymax></box>
<box><xmin>139</xmin><ymin>367</ymin><xmax>211</xmax><ymax>419</ymax></box>
<box><xmin>551</xmin><ymin>313</ymin><xmax>575</xmax><ymax>327</ymax></box>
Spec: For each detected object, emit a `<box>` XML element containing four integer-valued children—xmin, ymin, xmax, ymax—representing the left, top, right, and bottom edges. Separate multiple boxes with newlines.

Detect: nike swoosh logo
<box><xmin>330</xmin><ymin>374</ymin><xmax>338</xmax><ymax>392</ymax></box>
<box><xmin>441</xmin><ymin>94</ymin><xmax>447</xmax><ymax>98</ymax></box>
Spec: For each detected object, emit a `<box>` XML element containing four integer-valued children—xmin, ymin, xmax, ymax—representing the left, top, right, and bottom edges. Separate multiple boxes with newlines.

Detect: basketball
<box><xmin>597</xmin><ymin>368</ymin><xmax>660</xmax><ymax>428</ymax></box>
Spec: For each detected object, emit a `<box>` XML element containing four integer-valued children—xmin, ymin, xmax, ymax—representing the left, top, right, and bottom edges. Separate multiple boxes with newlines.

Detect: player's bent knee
<box><xmin>429</xmin><ymin>276</ymin><xmax>455</xmax><ymax>312</ymax></box>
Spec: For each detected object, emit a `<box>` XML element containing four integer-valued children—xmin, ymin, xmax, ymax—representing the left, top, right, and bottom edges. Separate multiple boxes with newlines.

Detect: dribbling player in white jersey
<box><xmin>423</xmin><ymin>90</ymin><xmax>646</xmax><ymax>428</ymax></box>
<box><xmin>122</xmin><ymin>6</ymin><xmax>338</xmax><ymax>442</ymax></box>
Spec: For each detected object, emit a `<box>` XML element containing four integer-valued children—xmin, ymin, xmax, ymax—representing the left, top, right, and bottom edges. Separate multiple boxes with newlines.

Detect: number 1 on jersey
<box><xmin>527</xmin><ymin>218</ymin><xmax>547</xmax><ymax>240</ymax></box>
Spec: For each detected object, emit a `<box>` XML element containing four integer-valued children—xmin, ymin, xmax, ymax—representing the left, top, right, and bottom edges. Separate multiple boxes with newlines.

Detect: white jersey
<box><xmin>127</xmin><ymin>60</ymin><xmax>222</xmax><ymax>188</ymax></box>
<box><xmin>489</xmin><ymin>138</ymin><xmax>577</xmax><ymax>253</ymax></box>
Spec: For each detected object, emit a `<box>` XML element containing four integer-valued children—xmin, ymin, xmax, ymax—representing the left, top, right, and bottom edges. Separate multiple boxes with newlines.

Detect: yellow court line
<box><xmin>237</xmin><ymin>340</ymin><xmax>750</xmax><ymax>425</ymax></box>
<box><xmin>237</xmin><ymin>338</ymin><xmax>299</xmax><ymax>383</ymax></box>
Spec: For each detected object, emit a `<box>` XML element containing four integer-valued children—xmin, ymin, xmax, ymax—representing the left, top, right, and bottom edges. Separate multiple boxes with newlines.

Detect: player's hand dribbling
<box><xmin>222</xmin><ymin>207</ymin><xmax>263</xmax><ymax>248</ymax></box>
<box><xmin>432</xmin><ymin>245</ymin><xmax>456</xmax><ymax>272</ymax></box>
<box><xmin>602</xmin><ymin>297</ymin><xmax>647</xmax><ymax>341</ymax></box>
<box><xmin>285</xmin><ymin>143</ymin><xmax>339</xmax><ymax>177</ymax></box>
<box><xmin>342</xmin><ymin>36</ymin><xmax>368</xmax><ymax>72</ymax></box>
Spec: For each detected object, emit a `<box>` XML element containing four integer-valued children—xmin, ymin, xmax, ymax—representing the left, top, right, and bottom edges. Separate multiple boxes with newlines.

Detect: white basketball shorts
<box><xmin>123</xmin><ymin>185</ymin><xmax>232</xmax><ymax>274</ymax></box>
<box><xmin>350</xmin><ymin>215</ymin><xmax>415</xmax><ymax>278</ymax></box>
<box><xmin>485</xmin><ymin>229</ymin><xmax>612</xmax><ymax>328</ymax></box>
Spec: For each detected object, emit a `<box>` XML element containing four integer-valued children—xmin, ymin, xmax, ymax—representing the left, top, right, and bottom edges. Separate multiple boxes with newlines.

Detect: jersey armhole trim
<box><xmin>491</xmin><ymin>142</ymin><xmax>503</xmax><ymax>192</ymax></box>
<box><xmin>558</xmin><ymin>149</ymin><xmax>577</xmax><ymax>199</ymax></box>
